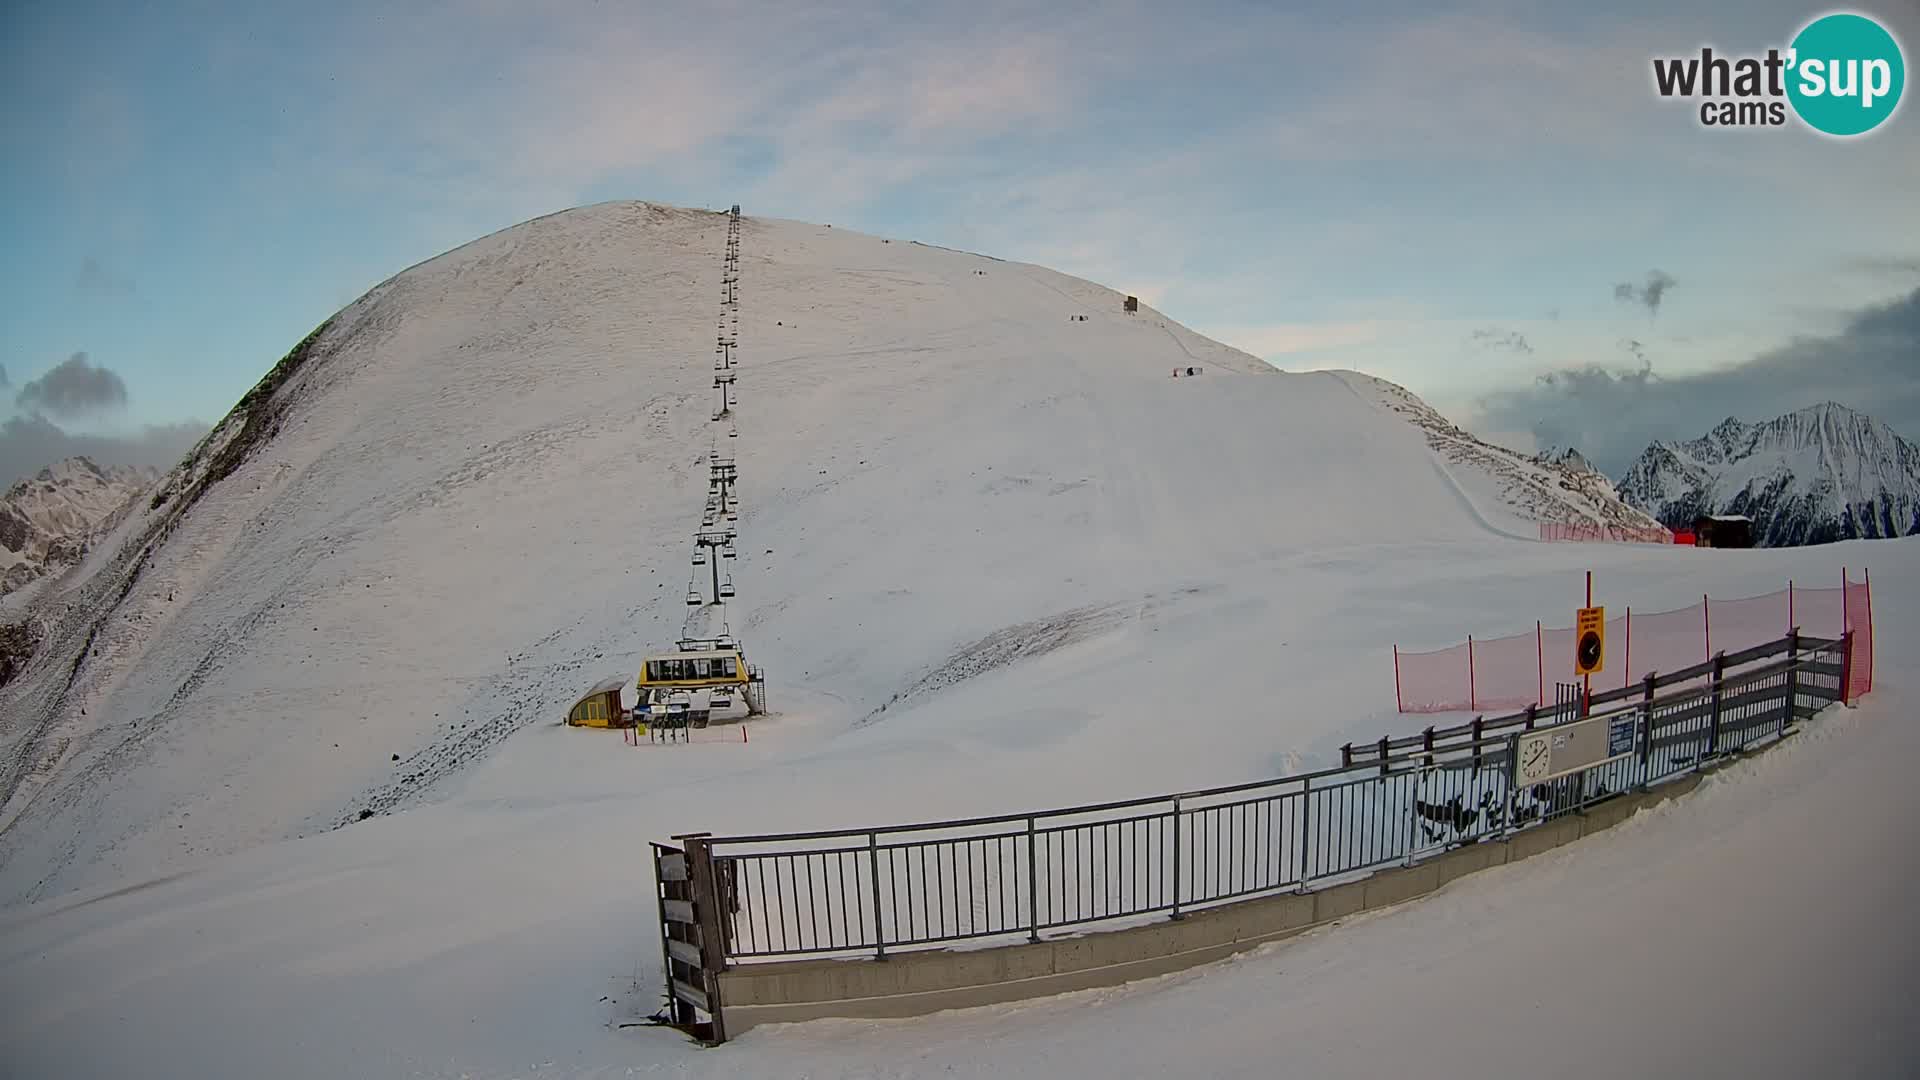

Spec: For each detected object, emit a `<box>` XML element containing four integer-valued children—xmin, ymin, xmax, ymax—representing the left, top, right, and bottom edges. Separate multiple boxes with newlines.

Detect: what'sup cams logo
<box><xmin>1652</xmin><ymin>11</ymin><xmax>1905</xmax><ymax>135</ymax></box>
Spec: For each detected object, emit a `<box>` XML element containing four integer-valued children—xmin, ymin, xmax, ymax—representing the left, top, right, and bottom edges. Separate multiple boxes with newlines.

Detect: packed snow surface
<box><xmin>0</xmin><ymin>202</ymin><xmax>1911</xmax><ymax>1078</ymax></box>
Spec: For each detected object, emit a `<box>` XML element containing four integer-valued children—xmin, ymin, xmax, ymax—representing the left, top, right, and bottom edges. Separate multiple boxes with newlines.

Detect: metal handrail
<box><xmin>660</xmin><ymin>631</ymin><xmax>1847</xmax><ymax>968</ymax></box>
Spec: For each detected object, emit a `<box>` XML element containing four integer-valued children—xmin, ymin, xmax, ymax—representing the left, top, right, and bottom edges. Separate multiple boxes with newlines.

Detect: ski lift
<box><xmin>718</xmin><ymin>576</ymin><xmax>736</xmax><ymax>599</ymax></box>
<box><xmin>685</xmin><ymin>589</ymin><xmax>702</xmax><ymax>607</ymax></box>
<box><xmin>721</xmin><ymin>545</ymin><xmax>737</xmax><ymax>560</ymax></box>
<box><xmin>693</xmin><ymin>549</ymin><xmax>707</xmax><ymax>566</ymax></box>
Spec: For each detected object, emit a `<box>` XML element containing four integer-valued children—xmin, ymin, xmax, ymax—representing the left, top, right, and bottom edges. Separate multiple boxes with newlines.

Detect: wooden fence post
<box><xmin>681</xmin><ymin>834</ymin><xmax>729</xmax><ymax>1044</ymax></box>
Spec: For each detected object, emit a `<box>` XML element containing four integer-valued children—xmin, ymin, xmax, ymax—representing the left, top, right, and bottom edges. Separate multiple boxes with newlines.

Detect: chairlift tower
<box><xmin>713</xmin><ymin>369</ymin><xmax>736</xmax><ymax>418</ymax></box>
<box><xmin>709</xmin><ymin>458</ymin><xmax>738</xmax><ymax>514</ymax></box>
<box><xmin>694</xmin><ymin>527</ymin><xmax>738</xmax><ymax>604</ymax></box>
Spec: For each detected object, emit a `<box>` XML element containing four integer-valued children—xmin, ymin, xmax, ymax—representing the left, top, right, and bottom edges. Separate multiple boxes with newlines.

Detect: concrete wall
<box><xmin>716</xmin><ymin>770</ymin><xmax>1712</xmax><ymax>1036</ymax></box>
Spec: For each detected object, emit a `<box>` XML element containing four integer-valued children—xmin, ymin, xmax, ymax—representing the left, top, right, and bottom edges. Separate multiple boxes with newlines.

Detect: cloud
<box><xmin>1470</xmin><ymin>287</ymin><xmax>1920</xmax><ymax>475</ymax></box>
<box><xmin>75</xmin><ymin>257</ymin><xmax>136</xmax><ymax>298</ymax></box>
<box><xmin>1612</xmin><ymin>270</ymin><xmax>1676</xmax><ymax>317</ymax></box>
<box><xmin>14</xmin><ymin>353</ymin><xmax>130</xmax><ymax>418</ymax></box>
<box><xmin>1842</xmin><ymin>255</ymin><xmax>1920</xmax><ymax>279</ymax></box>
<box><xmin>1469</xmin><ymin>327</ymin><xmax>1534</xmax><ymax>355</ymax></box>
<box><xmin>0</xmin><ymin>413</ymin><xmax>207</xmax><ymax>488</ymax></box>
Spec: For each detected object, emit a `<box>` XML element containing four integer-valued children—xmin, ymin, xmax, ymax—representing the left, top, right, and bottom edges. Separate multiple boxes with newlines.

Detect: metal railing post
<box><xmin>1706</xmin><ymin>652</ymin><xmax>1726</xmax><ymax>761</ymax></box>
<box><xmin>1295</xmin><ymin>779</ymin><xmax>1311</xmax><ymax>891</ymax></box>
<box><xmin>1026</xmin><ymin>816</ymin><xmax>1040</xmax><ymax>943</ymax></box>
<box><xmin>1404</xmin><ymin>767</ymin><xmax>1420</xmax><ymax>866</ymax></box>
<box><xmin>1781</xmin><ymin>628</ymin><xmax>1799</xmax><ymax>738</ymax></box>
<box><xmin>1637</xmin><ymin>671</ymin><xmax>1656</xmax><ymax>789</ymax></box>
<box><xmin>1170</xmin><ymin>797</ymin><xmax>1184</xmax><ymax>920</ymax></box>
<box><xmin>1502</xmin><ymin>733</ymin><xmax>1520</xmax><ymax>837</ymax></box>
<box><xmin>867</xmin><ymin>831</ymin><xmax>886</xmax><ymax>960</ymax></box>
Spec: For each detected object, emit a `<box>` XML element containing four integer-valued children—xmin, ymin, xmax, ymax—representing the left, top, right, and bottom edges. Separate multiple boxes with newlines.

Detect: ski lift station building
<box><xmin>565</xmin><ymin>675</ymin><xmax>632</xmax><ymax>728</ymax></box>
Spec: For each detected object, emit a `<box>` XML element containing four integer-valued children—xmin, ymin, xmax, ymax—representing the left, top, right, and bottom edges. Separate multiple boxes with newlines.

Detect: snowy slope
<box><xmin>0</xmin><ymin>200</ymin><xmax>1908</xmax><ymax>1078</ymax></box>
<box><xmin>0</xmin><ymin>538</ymin><xmax>1907</xmax><ymax>1080</ymax></box>
<box><xmin>0</xmin><ymin>201</ymin><xmax>1659</xmax><ymax>905</ymax></box>
<box><xmin>1617</xmin><ymin>403</ymin><xmax>1920</xmax><ymax>546</ymax></box>
<box><xmin>1337</xmin><ymin>372</ymin><xmax>1666</xmax><ymax>537</ymax></box>
<box><xmin>0</xmin><ymin>457</ymin><xmax>155</xmax><ymax>597</ymax></box>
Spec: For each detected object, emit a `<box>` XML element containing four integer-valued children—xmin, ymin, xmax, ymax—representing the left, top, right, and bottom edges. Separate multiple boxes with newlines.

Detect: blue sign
<box><xmin>1608</xmin><ymin>715</ymin><xmax>1637</xmax><ymax>757</ymax></box>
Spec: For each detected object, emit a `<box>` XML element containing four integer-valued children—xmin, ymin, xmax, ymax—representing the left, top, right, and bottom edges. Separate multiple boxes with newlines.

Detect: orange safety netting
<box><xmin>1394</xmin><ymin>571</ymin><xmax>1874</xmax><ymax>713</ymax></box>
<box><xmin>1538</xmin><ymin>522</ymin><xmax>1674</xmax><ymax>544</ymax></box>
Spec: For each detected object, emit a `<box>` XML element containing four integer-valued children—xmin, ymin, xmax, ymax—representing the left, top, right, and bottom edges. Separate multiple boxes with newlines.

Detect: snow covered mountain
<box><xmin>0</xmin><ymin>457</ymin><xmax>157</xmax><ymax>597</ymax></box>
<box><xmin>0</xmin><ymin>200</ymin><xmax>1658</xmax><ymax>903</ymax></box>
<box><xmin>1616</xmin><ymin>403</ymin><xmax>1920</xmax><ymax>546</ymax></box>
<box><xmin>1537</xmin><ymin>445</ymin><xmax>1599</xmax><ymax>476</ymax></box>
<box><xmin>0</xmin><ymin>200</ymin><xmax>1903</xmax><ymax>1079</ymax></box>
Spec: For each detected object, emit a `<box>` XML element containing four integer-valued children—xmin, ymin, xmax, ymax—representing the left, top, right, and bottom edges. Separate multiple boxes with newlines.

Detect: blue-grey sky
<box><xmin>4</xmin><ymin>0</ymin><xmax>1918</xmax><ymax>482</ymax></box>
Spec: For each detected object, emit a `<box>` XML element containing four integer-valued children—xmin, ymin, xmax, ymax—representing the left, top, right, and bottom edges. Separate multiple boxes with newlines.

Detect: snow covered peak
<box><xmin>1617</xmin><ymin>403</ymin><xmax>1920</xmax><ymax>545</ymax></box>
<box><xmin>1</xmin><ymin>455</ymin><xmax>157</xmax><ymax>596</ymax></box>
<box><xmin>1536</xmin><ymin>445</ymin><xmax>1599</xmax><ymax>475</ymax></box>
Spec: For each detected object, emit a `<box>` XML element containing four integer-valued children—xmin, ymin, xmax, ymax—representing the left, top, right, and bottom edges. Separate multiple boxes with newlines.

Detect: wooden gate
<box><xmin>651</xmin><ymin>835</ymin><xmax>730</xmax><ymax>1042</ymax></box>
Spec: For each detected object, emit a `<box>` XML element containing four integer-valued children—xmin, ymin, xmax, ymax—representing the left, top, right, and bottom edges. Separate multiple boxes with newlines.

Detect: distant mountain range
<box><xmin>1606</xmin><ymin>403</ymin><xmax>1920</xmax><ymax>546</ymax></box>
<box><xmin>1</xmin><ymin>457</ymin><xmax>157</xmax><ymax>595</ymax></box>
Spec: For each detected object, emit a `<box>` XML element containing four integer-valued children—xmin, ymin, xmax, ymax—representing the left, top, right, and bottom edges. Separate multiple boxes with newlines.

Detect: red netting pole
<box><xmin>1393</xmin><ymin>645</ymin><xmax>1403</xmax><ymax>713</ymax></box>
<box><xmin>1864</xmin><ymin>568</ymin><xmax>1874</xmax><ymax>694</ymax></box>
<box><xmin>1468</xmin><ymin>635</ymin><xmax>1477</xmax><ymax>712</ymax></box>
<box><xmin>1536</xmin><ymin>620</ymin><xmax>1544</xmax><ymax>706</ymax></box>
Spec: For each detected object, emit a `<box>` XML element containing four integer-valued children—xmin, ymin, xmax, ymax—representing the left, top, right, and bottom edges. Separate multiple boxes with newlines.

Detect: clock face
<box><xmin>1519</xmin><ymin>735</ymin><xmax>1551</xmax><ymax>781</ymax></box>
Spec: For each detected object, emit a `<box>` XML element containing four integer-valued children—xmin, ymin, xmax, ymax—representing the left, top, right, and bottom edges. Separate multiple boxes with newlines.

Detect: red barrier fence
<box><xmin>1394</xmin><ymin>569</ymin><xmax>1874</xmax><ymax>713</ymax></box>
<box><xmin>1538</xmin><ymin>522</ymin><xmax>1675</xmax><ymax>544</ymax></box>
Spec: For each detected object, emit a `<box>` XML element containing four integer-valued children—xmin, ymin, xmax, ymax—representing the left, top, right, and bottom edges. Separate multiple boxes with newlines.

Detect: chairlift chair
<box><xmin>693</xmin><ymin>549</ymin><xmax>707</xmax><ymax>566</ymax></box>
<box><xmin>718</xmin><ymin>577</ymin><xmax>736</xmax><ymax>599</ymax></box>
<box><xmin>685</xmin><ymin>590</ymin><xmax>702</xmax><ymax>607</ymax></box>
<box><xmin>721</xmin><ymin>545</ymin><xmax>737</xmax><ymax>560</ymax></box>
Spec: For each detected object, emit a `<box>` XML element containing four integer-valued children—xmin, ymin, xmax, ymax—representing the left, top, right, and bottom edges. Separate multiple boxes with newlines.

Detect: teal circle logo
<box><xmin>1787</xmin><ymin>12</ymin><xmax>1905</xmax><ymax>136</ymax></box>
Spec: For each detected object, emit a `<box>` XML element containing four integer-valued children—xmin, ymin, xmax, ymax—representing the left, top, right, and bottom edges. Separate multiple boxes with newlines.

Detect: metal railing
<box><xmin>657</xmin><ymin>632</ymin><xmax>1847</xmax><ymax>973</ymax></box>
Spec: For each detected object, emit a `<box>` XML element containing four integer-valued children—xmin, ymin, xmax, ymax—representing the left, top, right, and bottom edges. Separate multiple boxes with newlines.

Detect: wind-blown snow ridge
<box><xmin>1334</xmin><ymin>372</ymin><xmax>1665</xmax><ymax>534</ymax></box>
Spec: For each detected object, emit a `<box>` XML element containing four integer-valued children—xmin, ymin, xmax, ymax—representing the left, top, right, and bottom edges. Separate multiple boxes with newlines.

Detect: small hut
<box><xmin>566</xmin><ymin>676</ymin><xmax>633</xmax><ymax>728</ymax></box>
<box><xmin>1123</xmin><ymin>295</ymin><xmax>1139</xmax><ymax>313</ymax></box>
<box><xmin>1691</xmin><ymin>514</ymin><xmax>1754</xmax><ymax>549</ymax></box>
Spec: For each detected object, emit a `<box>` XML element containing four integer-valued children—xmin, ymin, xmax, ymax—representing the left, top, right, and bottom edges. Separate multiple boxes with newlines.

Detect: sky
<box><xmin>3</xmin><ymin>0</ymin><xmax>1918</xmax><ymax>484</ymax></box>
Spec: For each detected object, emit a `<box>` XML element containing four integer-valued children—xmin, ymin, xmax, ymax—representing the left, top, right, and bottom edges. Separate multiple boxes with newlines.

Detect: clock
<box><xmin>1517</xmin><ymin>733</ymin><xmax>1552</xmax><ymax>782</ymax></box>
